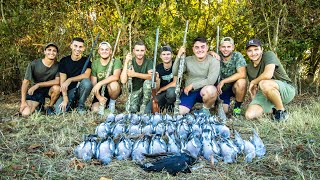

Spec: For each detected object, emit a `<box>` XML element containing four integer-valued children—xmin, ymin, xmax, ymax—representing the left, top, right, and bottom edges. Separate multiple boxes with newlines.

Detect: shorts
<box><xmin>180</xmin><ymin>89</ymin><xmax>203</xmax><ymax>109</ymax></box>
<box><xmin>26</xmin><ymin>87</ymin><xmax>50</xmax><ymax>105</ymax></box>
<box><xmin>219</xmin><ymin>84</ymin><xmax>234</xmax><ymax>105</ymax></box>
<box><xmin>250</xmin><ymin>80</ymin><xmax>296</xmax><ymax>112</ymax></box>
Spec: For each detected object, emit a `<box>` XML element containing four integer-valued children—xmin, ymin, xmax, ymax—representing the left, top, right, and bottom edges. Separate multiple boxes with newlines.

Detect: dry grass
<box><xmin>0</xmin><ymin>93</ymin><xmax>319</xmax><ymax>179</ymax></box>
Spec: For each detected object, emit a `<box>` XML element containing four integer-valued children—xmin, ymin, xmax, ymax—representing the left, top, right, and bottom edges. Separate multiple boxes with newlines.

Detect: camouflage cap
<box><xmin>44</xmin><ymin>42</ymin><xmax>59</xmax><ymax>52</ymax></box>
<box><xmin>220</xmin><ymin>37</ymin><xmax>234</xmax><ymax>45</ymax></box>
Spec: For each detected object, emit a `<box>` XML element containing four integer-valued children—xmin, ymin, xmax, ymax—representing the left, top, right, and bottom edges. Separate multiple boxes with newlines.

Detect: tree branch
<box><xmin>1</xmin><ymin>0</ymin><xmax>6</xmax><ymax>23</ymax></box>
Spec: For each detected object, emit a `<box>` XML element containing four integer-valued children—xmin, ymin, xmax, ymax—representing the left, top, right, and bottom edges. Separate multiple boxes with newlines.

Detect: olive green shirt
<box><xmin>247</xmin><ymin>51</ymin><xmax>292</xmax><ymax>83</ymax></box>
<box><xmin>24</xmin><ymin>59</ymin><xmax>59</xmax><ymax>84</ymax></box>
<box><xmin>131</xmin><ymin>58</ymin><xmax>153</xmax><ymax>91</ymax></box>
<box><xmin>91</xmin><ymin>58</ymin><xmax>123</xmax><ymax>82</ymax></box>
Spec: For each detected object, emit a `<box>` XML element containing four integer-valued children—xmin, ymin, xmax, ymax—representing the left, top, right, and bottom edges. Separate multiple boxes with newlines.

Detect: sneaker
<box><xmin>77</xmin><ymin>106</ymin><xmax>86</xmax><ymax>115</ymax></box>
<box><xmin>46</xmin><ymin>106</ymin><xmax>55</xmax><ymax>115</ymax></box>
<box><xmin>273</xmin><ymin>110</ymin><xmax>289</xmax><ymax>121</ymax></box>
<box><xmin>233</xmin><ymin>107</ymin><xmax>242</xmax><ymax>116</ymax></box>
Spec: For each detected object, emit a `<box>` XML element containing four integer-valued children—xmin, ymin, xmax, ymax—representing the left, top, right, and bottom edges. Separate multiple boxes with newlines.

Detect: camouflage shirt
<box><xmin>220</xmin><ymin>51</ymin><xmax>247</xmax><ymax>90</ymax></box>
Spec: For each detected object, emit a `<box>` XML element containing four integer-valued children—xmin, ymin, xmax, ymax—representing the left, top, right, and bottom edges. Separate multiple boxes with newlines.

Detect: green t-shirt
<box><xmin>91</xmin><ymin>58</ymin><xmax>123</xmax><ymax>82</ymax></box>
<box><xmin>220</xmin><ymin>51</ymin><xmax>247</xmax><ymax>89</ymax></box>
<box><xmin>24</xmin><ymin>59</ymin><xmax>59</xmax><ymax>84</ymax></box>
<box><xmin>247</xmin><ymin>51</ymin><xmax>292</xmax><ymax>83</ymax></box>
<box><xmin>131</xmin><ymin>58</ymin><xmax>153</xmax><ymax>91</ymax></box>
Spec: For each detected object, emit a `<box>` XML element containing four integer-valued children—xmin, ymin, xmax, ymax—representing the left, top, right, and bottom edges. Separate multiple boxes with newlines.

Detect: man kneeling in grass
<box><xmin>245</xmin><ymin>39</ymin><xmax>296</xmax><ymax>121</ymax></box>
<box><xmin>20</xmin><ymin>43</ymin><xmax>60</xmax><ymax>116</ymax></box>
<box><xmin>90</xmin><ymin>41</ymin><xmax>122</xmax><ymax>113</ymax></box>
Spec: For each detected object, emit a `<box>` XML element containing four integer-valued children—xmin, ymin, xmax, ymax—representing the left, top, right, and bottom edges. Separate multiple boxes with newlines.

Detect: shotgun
<box><xmin>126</xmin><ymin>24</ymin><xmax>133</xmax><ymax>113</ymax></box>
<box><xmin>66</xmin><ymin>33</ymin><xmax>100</xmax><ymax>111</ymax></box>
<box><xmin>174</xmin><ymin>20</ymin><xmax>189</xmax><ymax>116</ymax></box>
<box><xmin>151</xmin><ymin>27</ymin><xmax>160</xmax><ymax>114</ymax></box>
<box><xmin>216</xmin><ymin>26</ymin><xmax>227</xmax><ymax>122</ymax></box>
<box><xmin>98</xmin><ymin>29</ymin><xmax>121</xmax><ymax>115</ymax></box>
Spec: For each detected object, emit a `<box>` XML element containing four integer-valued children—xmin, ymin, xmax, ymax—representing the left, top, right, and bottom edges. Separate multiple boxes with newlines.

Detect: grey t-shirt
<box><xmin>24</xmin><ymin>59</ymin><xmax>59</xmax><ymax>84</ymax></box>
<box><xmin>173</xmin><ymin>55</ymin><xmax>220</xmax><ymax>90</ymax></box>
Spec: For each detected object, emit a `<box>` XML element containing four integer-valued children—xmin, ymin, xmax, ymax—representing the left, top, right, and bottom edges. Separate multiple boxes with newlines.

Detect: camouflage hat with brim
<box><xmin>220</xmin><ymin>37</ymin><xmax>234</xmax><ymax>45</ymax></box>
<box><xmin>44</xmin><ymin>42</ymin><xmax>59</xmax><ymax>52</ymax></box>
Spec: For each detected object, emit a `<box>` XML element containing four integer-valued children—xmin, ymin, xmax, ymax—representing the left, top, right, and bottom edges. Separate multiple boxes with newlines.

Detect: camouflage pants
<box><xmin>126</xmin><ymin>80</ymin><xmax>152</xmax><ymax>113</ymax></box>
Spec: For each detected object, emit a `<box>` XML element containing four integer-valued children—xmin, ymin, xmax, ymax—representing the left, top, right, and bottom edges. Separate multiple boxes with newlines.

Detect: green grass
<box><xmin>0</xmin><ymin>94</ymin><xmax>319</xmax><ymax>179</ymax></box>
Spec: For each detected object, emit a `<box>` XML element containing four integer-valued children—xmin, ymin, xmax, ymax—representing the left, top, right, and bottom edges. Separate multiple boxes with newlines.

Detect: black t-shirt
<box><xmin>59</xmin><ymin>55</ymin><xmax>91</xmax><ymax>89</ymax></box>
<box><xmin>156</xmin><ymin>63</ymin><xmax>174</xmax><ymax>88</ymax></box>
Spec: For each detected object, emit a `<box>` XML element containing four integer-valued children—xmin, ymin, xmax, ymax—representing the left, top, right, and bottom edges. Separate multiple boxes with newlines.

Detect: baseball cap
<box><xmin>44</xmin><ymin>42</ymin><xmax>59</xmax><ymax>52</ymax></box>
<box><xmin>160</xmin><ymin>45</ymin><xmax>172</xmax><ymax>53</ymax></box>
<box><xmin>246</xmin><ymin>39</ymin><xmax>262</xmax><ymax>49</ymax></box>
<box><xmin>99</xmin><ymin>41</ymin><xmax>112</xmax><ymax>49</ymax></box>
<box><xmin>220</xmin><ymin>37</ymin><xmax>234</xmax><ymax>45</ymax></box>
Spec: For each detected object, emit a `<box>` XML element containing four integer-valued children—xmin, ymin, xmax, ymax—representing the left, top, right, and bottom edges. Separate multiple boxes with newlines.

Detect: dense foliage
<box><xmin>0</xmin><ymin>0</ymin><xmax>319</xmax><ymax>93</ymax></box>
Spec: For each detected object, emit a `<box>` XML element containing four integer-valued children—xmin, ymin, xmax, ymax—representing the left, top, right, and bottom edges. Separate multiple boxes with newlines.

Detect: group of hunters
<box><xmin>20</xmin><ymin>34</ymin><xmax>296</xmax><ymax>122</ymax></box>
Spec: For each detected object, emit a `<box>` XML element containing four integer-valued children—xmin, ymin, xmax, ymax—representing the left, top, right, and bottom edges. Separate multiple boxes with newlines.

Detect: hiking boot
<box><xmin>77</xmin><ymin>106</ymin><xmax>86</xmax><ymax>115</ymax></box>
<box><xmin>46</xmin><ymin>106</ymin><xmax>55</xmax><ymax>115</ymax></box>
<box><xmin>233</xmin><ymin>107</ymin><xmax>242</xmax><ymax>116</ymax></box>
<box><xmin>273</xmin><ymin>109</ymin><xmax>289</xmax><ymax>121</ymax></box>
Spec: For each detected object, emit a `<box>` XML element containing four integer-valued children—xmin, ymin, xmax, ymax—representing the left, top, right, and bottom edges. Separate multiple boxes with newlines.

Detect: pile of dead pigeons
<box><xmin>74</xmin><ymin>111</ymin><xmax>266</xmax><ymax>172</ymax></box>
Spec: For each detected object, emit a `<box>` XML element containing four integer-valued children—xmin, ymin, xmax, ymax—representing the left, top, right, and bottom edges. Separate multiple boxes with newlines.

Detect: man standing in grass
<box><xmin>90</xmin><ymin>41</ymin><xmax>122</xmax><ymax>113</ymax></box>
<box><xmin>120</xmin><ymin>41</ymin><xmax>153</xmax><ymax>113</ymax></box>
<box><xmin>145</xmin><ymin>45</ymin><xmax>176</xmax><ymax>113</ymax></box>
<box><xmin>20</xmin><ymin>43</ymin><xmax>60</xmax><ymax>116</ymax></box>
<box><xmin>54</xmin><ymin>37</ymin><xmax>93</xmax><ymax>114</ymax></box>
<box><xmin>173</xmin><ymin>37</ymin><xmax>220</xmax><ymax>115</ymax></box>
<box><xmin>216</xmin><ymin>37</ymin><xmax>247</xmax><ymax>116</ymax></box>
<box><xmin>245</xmin><ymin>39</ymin><xmax>295</xmax><ymax>121</ymax></box>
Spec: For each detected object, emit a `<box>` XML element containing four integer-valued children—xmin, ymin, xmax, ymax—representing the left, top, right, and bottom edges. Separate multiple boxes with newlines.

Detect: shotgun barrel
<box><xmin>215</xmin><ymin>26</ymin><xmax>227</xmax><ymax>123</ymax></box>
<box><xmin>126</xmin><ymin>24</ymin><xmax>133</xmax><ymax>113</ymax></box>
<box><xmin>151</xmin><ymin>27</ymin><xmax>160</xmax><ymax>114</ymax></box>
